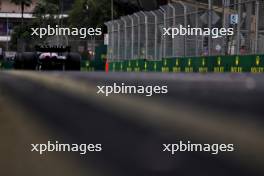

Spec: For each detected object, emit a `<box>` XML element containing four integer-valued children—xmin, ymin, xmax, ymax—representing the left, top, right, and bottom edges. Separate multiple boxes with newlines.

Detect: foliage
<box><xmin>10</xmin><ymin>0</ymin><xmax>32</xmax><ymax>21</ymax></box>
<box><xmin>10</xmin><ymin>21</ymin><xmax>41</xmax><ymax>51</ymax></box>
<box><xmin>10</xmin><ymin>0</ymin><xmax>59</xmax><ymax>50</ymax></box>
<box><xmin>10</xmin><ymin>0</ymin><xmax>32</xmax><ymax>7</ymax></box>
<box><xmin>68</xmin><ymin>0</ymin><xmax>116</xmax><ymax>28</ymax></box>
<box><xmin>33</xmin><ymin>0</ymin><xmax>60</xmax><ymax>26</ymax></box>
<box><xmin>9</xmin><ymin>0</ymin><xmax>137</xmax><ymax>50</ymax></box>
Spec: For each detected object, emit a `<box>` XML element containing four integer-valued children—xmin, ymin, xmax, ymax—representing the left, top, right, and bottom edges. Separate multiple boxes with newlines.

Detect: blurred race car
<box><xmin>14</xmin><ymin>45</ymin><xmax>81</xmax><ymax>70</ymax></box>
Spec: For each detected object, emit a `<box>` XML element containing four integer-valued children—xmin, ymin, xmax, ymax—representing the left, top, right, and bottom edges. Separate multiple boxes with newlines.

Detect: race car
<box><xmin>14</xmin><ymin>45</ymin><xmax>81</xmax><ymax>70</ymax></box>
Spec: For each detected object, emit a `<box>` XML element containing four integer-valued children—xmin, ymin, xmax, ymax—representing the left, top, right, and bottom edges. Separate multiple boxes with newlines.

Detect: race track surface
<box><xmin>0</xmin><ymin>71</ymin><xmax>263</xmax><ymax>176</ymax></box>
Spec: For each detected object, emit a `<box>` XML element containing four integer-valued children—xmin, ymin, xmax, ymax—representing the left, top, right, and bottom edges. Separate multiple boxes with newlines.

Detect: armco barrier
<box><xmin>81</xmin><ymin>60</ymin><xmax>94</xmax><ymax>71</ymax></box>
<box><xmin>108</xmin><ymin>55</ymin><xmax>264</xmax><ymax>73</ymax></box>
<box><xmin>0</xmin><ymin>60</ymin><xmax>14</xmax><ymax>70</ymax></box>
<box><xmin>0</xmin><ymin>60</ymin><xmax>98</xmax><ymax>71</ymax></box>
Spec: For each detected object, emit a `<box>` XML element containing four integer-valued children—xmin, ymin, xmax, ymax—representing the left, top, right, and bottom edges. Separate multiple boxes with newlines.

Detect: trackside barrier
<box><xmin>81</xmin><ymin>44</ymin><xmax>107</xmax><ymax>71</ymax></box>
<box><xmin>107</xmin><ymin>1</ymin><xmax>264</xmax><ymax>61</ymax></box>
<box><xmin>81</xmin><ymin>60</ymin><xmax>94</xmax><ymax>71</ymax></box>
<box><xmin>0</xmin><ymin>60</ymin><xmax>14</xmax><ymax>70</ymax></box>
<box><xmin>108</xmin><ymin>55</ymin><xmax>264</xmax><ymax>73</ymax></box>
<box><xmin>0</xmin><ymin>60</ymin><xmax>101</xmax><ymax>71</ymax></box>
<box><xmin>81</xmin><ymin>60</ymin><xmax>105</xmax><ymax>72</ymax></box>
<box><xmin>0</xmin><ymin>60</ymin><xmax>96</xmax><ymax>71</ymax></box>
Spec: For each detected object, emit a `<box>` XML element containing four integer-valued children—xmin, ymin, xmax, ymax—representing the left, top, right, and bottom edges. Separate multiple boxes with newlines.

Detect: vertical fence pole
<box><xmin>183</xmin><ymin>4</ymin><xmax>187</xmax><ymax>57</ymax></box>
<box><xmin>169</xmin><ymin>4</ymin><xmax>176</xmax><ymax>57</ymax></box>
<box><xmin>195</xmin><ymin>2</ymin><xmax>199</xmax><ymax>56</ymax></box>
<box><xmin>223</xmin><ymin>0</ymin><xmax>225</xmax><ymax>55</ymax></box>
<box><xmin>237</xmin><ymin>0</ymin><xmax>241</xmax><ymax>55</ymax></box>
<box><xmin>122</xmin><ymin>18</ymin><xmax>127</xmax><ymax>60</ymax></box>
<box><xmin>135</xmin><ymin>13</ymin><xmax>141</xmax><ymax>59</ymax></box>
<box><xmin>117</xmin><ymin>21</ymin><xmax>120</xmax><ymax>60</ymax></box>
<box><xmin>208</xmin><ymin>0</ymin><xmax>212</xmax><ymax>56</ymax></box>
<box><xmin>112</xmin><ymin>23</ymin><xmax>115</xmax><ymax>60</ymax></box>
<box><xmin>255</xmin><ymin>0</ymin><xmax>259</xmax><ymax>54</ymax></box>
<box><xmin>160</xmin><ymin>7</ymin><xmax>166</xmax><ymax>58</ymax></box>
<box><xmin>159</xmin><ymin>9</ymin><xmax>165</xmax><ymax>60</ymax></box>
<box><xmin>129</xmin><ymin>15</ymin><xmax>134</xmax><ymax>60</ymax></box>
<box><xmin>151</xmin><ymin>11</ymin><xmax>158</xmax><ymax>60</ymax></box>
<box><xmin>142</xmin><ymin>12</ymin><xmax>148</xmax><ymax>60</ymax></box>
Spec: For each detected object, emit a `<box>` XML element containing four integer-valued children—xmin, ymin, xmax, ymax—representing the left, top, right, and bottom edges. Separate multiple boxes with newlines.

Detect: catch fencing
<box><xmin>106</xmin><ymin>0</ymin><xmax>264</xmax><ymax>61</ymax></box>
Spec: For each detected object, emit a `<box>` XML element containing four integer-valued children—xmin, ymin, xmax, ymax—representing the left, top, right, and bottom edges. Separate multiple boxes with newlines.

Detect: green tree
<box><xmin>68</xmin><ymin>0</ymin><xmax>116</xmax><ymax>28</ymax></box>
<box><xmin>10</xmin><ymin>0</ymin><xmax>60</xmax><ymax>51</ymax></box>
<box><xmin>33</xmin><ymin>0</ymin><xmax>59</xmax><ymax>26</ymax></box>
<box><xmin>10</xmin><ymin>0</ymin><xmax>32</xmax><ymax>25</ymax></box>
<box><xmin>10</xmin><ymin>21</ymin><xmax>40</xmax><ymax>51</ymax></box>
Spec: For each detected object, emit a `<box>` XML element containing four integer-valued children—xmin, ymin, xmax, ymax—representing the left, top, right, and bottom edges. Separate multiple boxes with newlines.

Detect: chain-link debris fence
<box><xmin>106</xmin><ymin>0</ymin><xmax>264</xmax><ymax>61</ymax></box>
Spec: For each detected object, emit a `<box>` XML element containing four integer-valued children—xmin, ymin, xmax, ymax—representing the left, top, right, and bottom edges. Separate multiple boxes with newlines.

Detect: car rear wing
<box><xmin>35</xmin><ymin>45</ymin><xmax>71</xmax><ymax>52</ymax></box>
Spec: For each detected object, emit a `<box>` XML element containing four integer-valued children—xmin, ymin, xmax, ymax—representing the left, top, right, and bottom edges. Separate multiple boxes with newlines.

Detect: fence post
<box><xmin>255</xmin><ymin>0</ymin><xmax>259</xmax><ymax>54</ymax></box>
<box><xmin>135</xmin><ymin>13</ymin><xmax>141</xmax><ymax>59</ymax></box>
<box><xmin>129</xmin><ymin>15</ymin><xmax>134</xmax><ymax>60</ymax></box>
<box><xmin>208</xmin><ymin>0</ymin><xmax>212</xmax><ymax>56</ymax></box>
<box><xmin>168</xmin><ymin>4</ymin><xmax>176</xmax><ymax>57</ymax></box>
<box><xmin>141</xmin><ymin>11</ymin><xmax>148</xmax><ymax>60</ymax></box>
<box><xmin>151</xmin><ymin>11</ymin><xmax>158</xmax><ymax>60</ymax></box>
<box><xmin>121</xmin><ymin>18</ymin><xmax>127</xmax><ymax>60</ymax></box>
<box><xmin>159</xmin><ymin>9</ymin><xmax>165</xmax><ymax>60</ymax></box>
<box><xmin>117</xmin><ymin>21</ymin><xmax>121</xmax><ymax>60</ymax></box>
<box><xmin>183</xmin><ymin>3</ymin><xmax>187</xmax><ymax>57</ymax></box>
<box><xmin>160</xmin><ymin>6</ymin><xmax>166</xmax><ymax>58</ymax></box>
<box><xmin>236</xmin><ymin>0</ymin><xmax>241</xmax><ymax>55</ymax></box>
<box><xmin>195</xmin><ymin>1</ymin><xmax>199</xmax><ymax>56</ymax></box>
<box><xmin>112</xmin><ymin>22</ymin><xmax>115</xmax><ymax>60</ymax></box>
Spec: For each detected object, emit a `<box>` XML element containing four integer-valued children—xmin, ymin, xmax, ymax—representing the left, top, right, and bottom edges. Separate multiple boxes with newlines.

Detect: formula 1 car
<box><xmin>14</xmin><ymin>45</ymin><xmax>81</xmax><ymax>70</ymax></box>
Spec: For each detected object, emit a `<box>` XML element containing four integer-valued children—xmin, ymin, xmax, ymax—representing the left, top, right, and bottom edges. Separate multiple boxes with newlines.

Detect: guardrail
<box><xmin>0</xmin><ymin>60</ymin><xmax>14</xmax><ymax>70</ymax></box>
<box><xmin>81</xmin><ymin>59</ymin><xmax>105</xmax><ymax>72</ymax></box>
<box><xmin>108</xmin><ymin>55</ymin><xmax>264</xmax><ymax>73</ymax></box>
<box><xmin>0</xmin><ymin>60</ymin><xmax>101</xmax><ymax>71</ymax></box>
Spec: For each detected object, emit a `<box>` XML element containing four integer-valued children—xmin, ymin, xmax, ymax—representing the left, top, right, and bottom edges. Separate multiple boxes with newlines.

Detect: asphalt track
<box><xmin>0</xmin><ymin>71</ymin><xmax>263</xmax><ymax>176</ymax></box>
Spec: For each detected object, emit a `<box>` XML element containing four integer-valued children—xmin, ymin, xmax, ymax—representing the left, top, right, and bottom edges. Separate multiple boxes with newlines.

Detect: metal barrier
<box><xmin>106</xmin><ymin>0</ymin><xmax>264</xmax><ymax>61</ymax></box>
<box><xmin>108</xmin><ymin>55</ymin><xmax>264</xmax><ymax>73</ymax></box>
